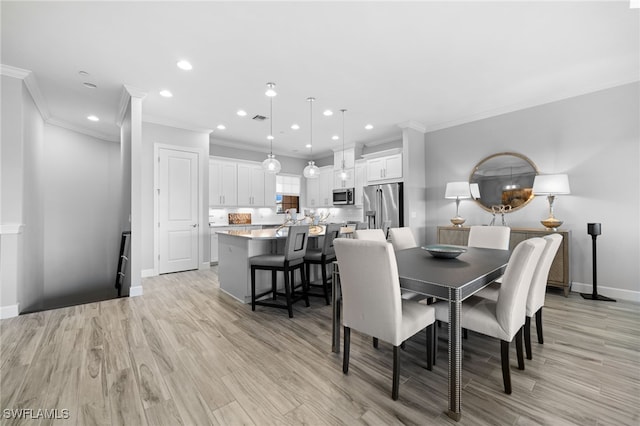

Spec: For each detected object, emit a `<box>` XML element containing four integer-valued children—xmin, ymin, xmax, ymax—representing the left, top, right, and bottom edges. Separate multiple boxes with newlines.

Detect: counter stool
<box><xmin>250</xmin><ymin>225</ymin><xmax>310</xmax><ymax>318</ymax></box>
<box><xmin>304</xmin><ymin>223</ymin><xmax>342</xmax><ymax>305</ymax></box>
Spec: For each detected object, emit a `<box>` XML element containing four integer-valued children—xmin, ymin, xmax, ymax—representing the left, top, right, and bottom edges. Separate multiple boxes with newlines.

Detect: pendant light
<box><xmin>262</xmin><ymin>82</ymin><xmax>281</xmax><ymax>174</ymax></box>
<box><xmin>303</xmin><ymin>97</ymin><xmax>320</xmax><ymax>179</ymax></box>
<box><xmin>339</xmin><ymin>109</ymin><xmax>348</xmax><ymax>181</ymax></box>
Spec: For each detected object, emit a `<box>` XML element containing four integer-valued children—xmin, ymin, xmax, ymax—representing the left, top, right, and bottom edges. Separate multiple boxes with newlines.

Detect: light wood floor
<box><xmin>1</xmin><ymin>267</ymin><xmax>639</xmax><ymax>426</ymax></box>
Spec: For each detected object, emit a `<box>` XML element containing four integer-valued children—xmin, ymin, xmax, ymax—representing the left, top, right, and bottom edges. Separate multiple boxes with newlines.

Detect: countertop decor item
<box><xmin>445</xmin><ymin>182</ymin><xmax>471</xmax><ymax>227</ymax></box>
<box><xmin>421</xmin><ymin>244</ymin><xmax>467</xmax><ymax>259</ymax></box>
<box><xmin>532</xmin><ymin>174</ymin><xmax>571</xmax><ymax>231</ymax></box>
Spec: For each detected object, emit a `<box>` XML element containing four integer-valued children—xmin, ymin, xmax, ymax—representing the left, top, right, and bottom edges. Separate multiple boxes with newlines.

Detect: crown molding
<box><xmin>0</xmin><ymin>64</ymin><xmax>30</xmax><ymax>79</ymax></box>
<box><xmin>397</xmin><ymin>120</ymin><xmax>427</xmax><ymax>133</ymax></box>
<box><xmin>124</xmin><ymin>84</ymin><xmax>147</xmax><ymax>99</ymax></box>
<box><xmin>115</xmin><ymin>86</ymin><xmax>130</xmax><ymax>127</ymax></box>
<box><xmin>143</xmin><ymin>114</ymin><xmax>213</xmax><ymax>134</ymax></box>
<box><xmin>1</xmin><ymin>64</ymin><xmax>51</xmax><ymax>121</ymax></box>
<box><xmin>47</xmin><ymin>117</ymin><xmax>119</xmax><ymax>142</ymax></box>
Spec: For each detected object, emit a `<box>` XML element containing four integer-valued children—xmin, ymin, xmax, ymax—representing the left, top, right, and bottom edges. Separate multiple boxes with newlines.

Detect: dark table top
<box><xmin>394</xmin><ymin>246</ymin><xmax>510</xmax><ymax>301</ymax></box>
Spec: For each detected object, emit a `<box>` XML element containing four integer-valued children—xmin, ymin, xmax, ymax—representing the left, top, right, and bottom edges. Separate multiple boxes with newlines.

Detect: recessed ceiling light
<box><xmin>176</xmin><ymin>60</ymin><xmax>192</xmax><ymax>71</ymax></box>
<box><xmin>332</xmin><ymin>135</ymin><xmax>339</xmax><ymax>140</ymax></box>
<box><xmin>323</xmin><ymin>110</ymin><xmax>333</xmax><ymax>116</ymax></box>
<box><xmin>87</xmin><ymin>115</ymin><xmax>99</xmax><ymax>122</ymax></box>
<box><xmin>83</xmin><ymin>82</ymin><xmax>97</xmax><ymax>89</ymax></box>
<box><xmin>365</xmin><ymin>124</ymin><xmax>374</xmax><ymax>130</ymax></box>
<box><xmin>237</xmin><ymin>109</ymin><xmax>247</xmax><ymax>117</ymax></box>
<box><xmin>216</xmin><ymin>124</ymin><xmax>226</xmax><ymax>130</ymax></box>
<box><xmin>267</xmin><ymin>135</ymin><xmax>274</xmax><ymax>140</ymax></box>
<box><xmin>306</xmin><ymin>144</ymin><xmax>312</xmax><ymax>148</ymax></box>
<box><xmin>159</xmin><ymin>90</ymin><xmax>173</xmax><ymax>98</ymax></box>
<box><xmin>291</xmin><ymin>124</ymin><xmax>300</xmax><ymax>130</ymax></box>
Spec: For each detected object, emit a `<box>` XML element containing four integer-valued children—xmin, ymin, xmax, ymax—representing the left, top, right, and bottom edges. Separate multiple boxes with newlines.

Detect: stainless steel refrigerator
<box><xmin>363</xmin><ymin>182</ymin><xmax>404</xmax><ymax>231</ymax></box>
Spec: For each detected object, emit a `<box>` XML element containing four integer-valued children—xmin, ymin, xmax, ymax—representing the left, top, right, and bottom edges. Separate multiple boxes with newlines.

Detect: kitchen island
<box><xmin>217</xmin><ymin>226</ymin><xmax>349</xmax><ymax>303</ymax></box>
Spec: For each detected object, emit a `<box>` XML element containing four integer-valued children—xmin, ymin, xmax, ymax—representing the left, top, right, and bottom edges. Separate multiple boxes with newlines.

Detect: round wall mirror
<box><xmin>469</xmin><ymin>152</ymin><xmax>538</xmax><ymax>213</ymax></box>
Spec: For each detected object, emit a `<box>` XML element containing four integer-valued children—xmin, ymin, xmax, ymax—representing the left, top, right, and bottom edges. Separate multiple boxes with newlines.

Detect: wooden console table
<box><xmin>437</xmin><ymin>226</ymin><xmax>571</xmax><ymax>296</ymax></box>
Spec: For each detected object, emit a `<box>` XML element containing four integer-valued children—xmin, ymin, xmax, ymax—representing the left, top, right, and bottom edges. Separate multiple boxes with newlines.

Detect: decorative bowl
<box><xmin>421</xmin><ymin>244</ymin><xmax>467</xmax><ymax>259</ymax></box>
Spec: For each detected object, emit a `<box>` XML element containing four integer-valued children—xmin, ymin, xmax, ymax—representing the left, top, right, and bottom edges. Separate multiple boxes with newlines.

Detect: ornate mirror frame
<box><xmin>469</xmin><ymin>152</ymin><xmax>539</xmax><ymax>213</ymax></box>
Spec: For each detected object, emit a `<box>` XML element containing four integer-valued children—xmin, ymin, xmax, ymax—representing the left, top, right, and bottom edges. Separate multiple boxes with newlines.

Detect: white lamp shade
<box><xmin>303</xmin><ymin>160</ymin><xmax>319</xmax><ymax>179</ymax></box>
<box><xmin>445</xmin><ymin>182</ymin><xmax>471</xmax><ymax>199</ymax></box>
<box><xmin>262</xmin><ymin>154</ymin><xmax>281</xmax><ymax>174</ymax></box>
<box><xmin>532</xmin><ymin>174</ymin><xmax>571</xmax><ymax>195</ymax></box>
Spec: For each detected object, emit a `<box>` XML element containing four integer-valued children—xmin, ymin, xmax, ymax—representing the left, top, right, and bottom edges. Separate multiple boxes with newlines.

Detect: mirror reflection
<box><xmin>469</xmin><ymin>152</ymin><xmax>538</xmax><ymax>213</ymax></box>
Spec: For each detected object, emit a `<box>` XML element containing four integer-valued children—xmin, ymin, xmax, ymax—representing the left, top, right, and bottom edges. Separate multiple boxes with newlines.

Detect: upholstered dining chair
<box><xmin>474</xmin><ymin>234</ymin><xmax>563</xmax><ymax>360</ymax></box>
<box><xmin>388</xmin><ymin>227</ymin><xmax>418</xmax><ymax>251</ymax></box>
<box><xmin>304</xmin><ymin>223</ymin><xmax>342</xmax><ymax>305</ymax></box>
<box><xmin>353</xmin><ymin>228</ymin><xmax>386</xmax><ymax>241</ymax></box>
<box><xmin>334</xmin><ymin>238</ymin><xmax>435</xmax><ymax>400</ymax></box>
<box><xmin>433</xmin><ymin>237</ymin><xmax>545</xmax><ymax>394</ymax></box>
<box><xmin>250</xmin><ymin>225</ymin><xmax>310</xmax><ymax>318</ymax></box>
<box><xmin>467</xmin><ymin>225</ymin><xmax>511</xmax><ymax>250</ymax></box>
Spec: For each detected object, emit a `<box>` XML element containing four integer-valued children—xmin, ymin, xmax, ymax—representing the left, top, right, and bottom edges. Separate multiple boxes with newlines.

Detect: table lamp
<box><xmin>532</xmin><ymin>174</ymin><xmax>571</xmax><ymax>231</ymax></box>
<box><xmin>445</xmin><ymin>182</ymin><xmax>471</xmax><ymax>227</ymax></box>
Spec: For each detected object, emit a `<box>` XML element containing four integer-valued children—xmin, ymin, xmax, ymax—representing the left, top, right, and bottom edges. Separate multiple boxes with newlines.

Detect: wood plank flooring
<box><xmin>1</xmin><ymin>267</ymin><xmax>638</xmax><ymax>425</ymax></box>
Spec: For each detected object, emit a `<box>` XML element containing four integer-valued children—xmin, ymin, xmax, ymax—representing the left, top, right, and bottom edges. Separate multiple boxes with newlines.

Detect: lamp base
<box><xmin>541</xmin><ymin>217</ymin><xmax>562</xmax><ymax>231</ymax></box>
<box><xmin>450</xmin><ymin>216</ymin><xmax>466</xmax><ymax>227</ymax></box>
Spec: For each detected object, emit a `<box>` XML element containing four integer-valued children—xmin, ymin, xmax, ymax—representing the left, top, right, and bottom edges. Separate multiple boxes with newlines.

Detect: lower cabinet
<box><xmin>437</xmin><ymin>226</ymin><xmax>571</xmax><ymax>296</ymax></box>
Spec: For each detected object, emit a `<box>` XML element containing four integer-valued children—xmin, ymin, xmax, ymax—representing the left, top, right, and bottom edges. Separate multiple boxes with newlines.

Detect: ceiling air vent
<box><xmin>252</xmin><ymin>114</ymin><xmax>267</xmax><ymax>121</ymax></box>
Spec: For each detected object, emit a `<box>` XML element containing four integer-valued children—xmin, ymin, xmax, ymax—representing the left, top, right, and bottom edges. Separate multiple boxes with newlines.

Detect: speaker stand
<box><xmin>580</xmin><ymin>233</ymin><xmax>615</xmax><ymax>302</ymax></box>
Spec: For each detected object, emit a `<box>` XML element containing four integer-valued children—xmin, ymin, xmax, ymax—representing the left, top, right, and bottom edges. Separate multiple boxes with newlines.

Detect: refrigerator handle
<box><xmin>377</xmin><ymin>187</ymin><xmax>383</xmax><ymax>230</ymax></box>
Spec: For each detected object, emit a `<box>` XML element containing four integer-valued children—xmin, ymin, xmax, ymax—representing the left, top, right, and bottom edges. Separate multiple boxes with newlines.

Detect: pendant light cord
<box><xmin>307</xmin><ymin>97</ymin><xmax>315</xmax><ymax>158</ymax></box>
<box><xmin>269</xmin><ymin>96</ymin><xmax>274</xmax><ymax>155</ymax></box>
<box><xmin>341</xmin><ymin>109</ymin><xmax>347</xmax><ymax>170</ymax></box>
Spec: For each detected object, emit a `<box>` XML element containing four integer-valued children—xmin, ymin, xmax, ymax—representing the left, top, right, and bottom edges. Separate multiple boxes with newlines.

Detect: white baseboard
<box><xmin>571</xmin><ymin>282</ymin><xmax>640</xmax><ymax>302</ymax></box>
<box><xmin>0</xmin><ymin>304</ymin><xmax>20</xmax><ymax>319</ymax></box>
<box><xmin>141</xmin><ymin>268</ymin><xmax>156</xmax><ymax>278</ymax></box>
<box><xmin>129</xmin><ymin>285</ymin><xmax>144</xmax><ymax>297</ymax></box>
<box><xmin>200</xmin><ymin>261</ymin><xmax>211</xmax><ymax>270</ymax></box>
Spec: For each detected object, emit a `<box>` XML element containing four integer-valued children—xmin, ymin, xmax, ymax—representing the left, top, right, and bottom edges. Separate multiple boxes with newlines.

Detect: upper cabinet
<box><xmin>365</xmin><ymin>150</ymin><xmax>403</xmax><ymax>183</ymax></box>
<box><xmin>237</xmin><ymin>163</ymin><xmax>265</xmax><ymax>206</ymax></box>
<box><xmin>354</xmin><ymin>159</ymin><xmax>366</xmax><ymax>206</ymax></box>
<box><xmin>210</xmin><ymin>157</ymin><xmax>275</xmax><ymax>207</ymax></box>
<box><xmin>209</xmin><ymin>159</ymin><xmax>238</xmax><ymax>207</ymax></box>
<box><xmin>306</xmin><ymin>166</ymin><xmax>333</xmax><ymax>207</ymax></box>
<box><xmin>333</xmin><ymin>170</ymin><xmax>355</xmax><ymax>189</ymax></box>
<box><xmin>333</xmin><ymin>148</ymin><xmax>355</xmax><ymax>170</ymax></box>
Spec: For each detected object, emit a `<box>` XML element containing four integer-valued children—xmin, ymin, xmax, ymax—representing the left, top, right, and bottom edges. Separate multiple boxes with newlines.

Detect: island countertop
<box><xmin>216</xmin><ymin>225</ymin><xmax>352</xmax><ymax>239</ymax></box>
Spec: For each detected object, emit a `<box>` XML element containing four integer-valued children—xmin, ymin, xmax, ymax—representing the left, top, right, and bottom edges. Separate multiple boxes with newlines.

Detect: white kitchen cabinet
<box><xmin>354</xmin><ymin>159</ymin><xmax>366</xmax><ymax>206</ymax></box>
<box><xmin>333</xmin><ymin>169</ymin><xmax>355</xmax><ymax>189</ymax></box>
<box><xmin>237</xmin><ymin>163</ymin><xmax>266</xmax><ymax>206</ymax></box>
<box><xmin>318</xmin><ymin>167</ymin><xmax>333</xmax><ymax>207</ymax></box>
<box><xmin>209</xmin><ymin>159</ymin><xmax>237</xmax><ymax>207</ymax></box>
<box><xmin>264</xmin><ymin>172</ymin><xmax>276</xmax><ymax>207</ymax></box>
<box><xmin>366</xmin><ymin>153</ymin><xmax>402</xmax><ymax>183</ymax></box>
<box><xmin>333</xmin><ymin>148</ymin><xmax>355</xmax><ymax>170</ymax></box>
<box><xmin>306</xmin><ymin>174</ymin><xmax>320</xmax><ymax>207</ymax></box>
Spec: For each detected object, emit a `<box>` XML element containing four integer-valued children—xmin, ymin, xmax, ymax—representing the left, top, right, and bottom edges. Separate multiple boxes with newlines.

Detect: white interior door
<box><xmin>159</xmin><ymin>148</ymin><xmax>199</xmax><ymax>274</ymax></box>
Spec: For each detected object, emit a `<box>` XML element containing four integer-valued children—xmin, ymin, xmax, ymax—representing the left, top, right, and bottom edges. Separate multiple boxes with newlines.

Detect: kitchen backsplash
<box><xmin>209</xmin><ymin>206</ymin><xmax>364</xmax><ymax>225</ymax></box>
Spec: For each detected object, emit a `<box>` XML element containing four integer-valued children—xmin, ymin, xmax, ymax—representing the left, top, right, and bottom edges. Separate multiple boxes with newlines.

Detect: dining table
<box><xmin>331</xmin><ymin>245</ymin><xmax>510</xmax><ymax>422</ymax></box>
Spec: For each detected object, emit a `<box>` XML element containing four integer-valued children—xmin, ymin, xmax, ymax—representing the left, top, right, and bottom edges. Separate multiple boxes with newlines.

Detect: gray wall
<box><xmin>142</xmin><ymin>122</ymin><xmax>210</xmax><ymax>272</ymax></box>
<box><xmin>43</xmin><ymin>124</ymin><xmax>121</xmax><ymax>307</ymax></box>
<box><xmin>425</xmin><ymin>82</ymin><xmax>639</xmax><ymax>299</ymax></box>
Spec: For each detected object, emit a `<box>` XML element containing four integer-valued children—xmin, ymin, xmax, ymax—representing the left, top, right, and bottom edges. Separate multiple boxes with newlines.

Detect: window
<box><xmin>276</xmin><ymin>175</ymin><xmax>301</xmax><ymax>214</ymax></box>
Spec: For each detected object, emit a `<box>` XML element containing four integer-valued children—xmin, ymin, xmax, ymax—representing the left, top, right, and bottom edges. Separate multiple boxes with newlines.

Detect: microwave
<box><xmin>333</xmin><ymin>188</ymin><xmax>355</xmax><ymax>205</ymax></box>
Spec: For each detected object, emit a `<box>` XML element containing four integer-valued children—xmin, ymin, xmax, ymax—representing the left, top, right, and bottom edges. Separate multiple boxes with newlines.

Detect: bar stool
<box><xmin>250</xmin><ymin>225</ymin><xmax>310</xmax><ymax>318</ymax></box>
<box><xmin>304</xmin><ymin>223</ymin><xmax>342</xmax><ymax>305</ymax></box>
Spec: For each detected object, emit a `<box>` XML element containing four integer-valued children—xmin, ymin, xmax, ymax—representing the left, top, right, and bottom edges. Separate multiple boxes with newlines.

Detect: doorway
<box><xmin>157</xmin><ymin>147</ymin><xmax>200</xmax><ymax>274</ymax></box>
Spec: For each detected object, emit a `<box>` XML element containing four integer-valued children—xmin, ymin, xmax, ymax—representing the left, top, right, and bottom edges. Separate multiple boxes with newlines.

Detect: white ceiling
<box><xmin>2</xmin><ymin>1</ymin><xmax>638</xmax><ymax>159</ymax></box>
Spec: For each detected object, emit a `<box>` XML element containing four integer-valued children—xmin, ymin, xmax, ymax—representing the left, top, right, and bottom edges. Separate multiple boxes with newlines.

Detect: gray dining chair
<box><xmin>304</xmin><ymin>223</ymin><xmax>342</xmax><ymax>305</ymax></box>
<box><xmin>250</xmin><ymin>225</ymin><xmax>310</xmax><ymax>318</ymax></box>
<box><xmin>334</xmin><ymin>238</ymin><xmax>435</xmax><ymax>400</ymax></box>
<box><xmin>474</xmin><ymin>234</ymin><xmax>563</xmax><ymax>360</ymax></box>
<box><xmin>433</xmin><ymin>237</ymin><xmax>545</xmax><ymax>394</ymax></box>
